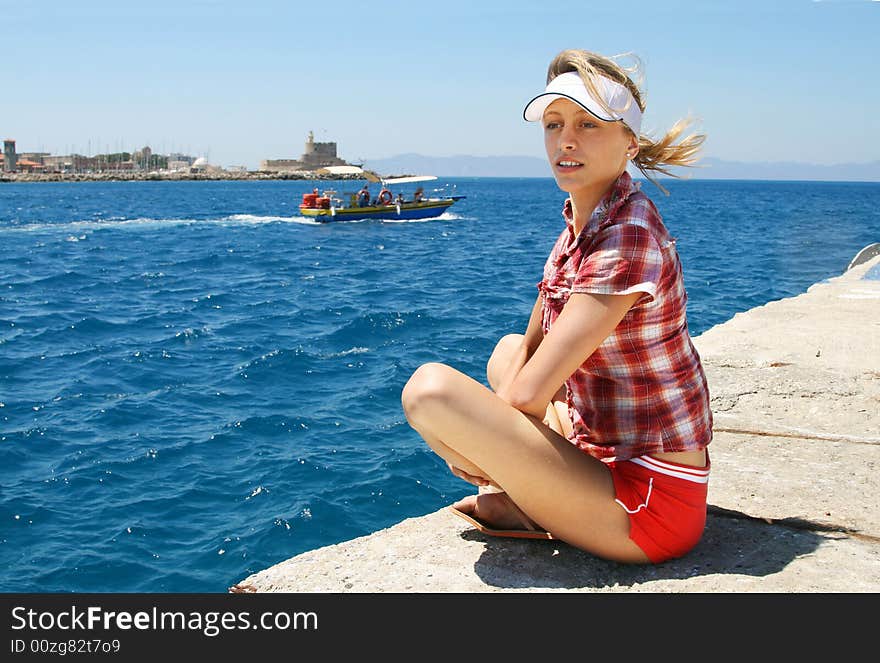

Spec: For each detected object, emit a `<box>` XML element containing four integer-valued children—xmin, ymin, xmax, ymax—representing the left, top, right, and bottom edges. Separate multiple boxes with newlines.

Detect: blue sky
<box><xmin>3</xmin><ymin>0</ymin><xmax>878</xmax><ymax>170</ymax></box>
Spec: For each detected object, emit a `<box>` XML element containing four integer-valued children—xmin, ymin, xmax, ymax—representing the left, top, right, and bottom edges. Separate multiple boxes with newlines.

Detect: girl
<box><xmin>401</xmin><ymin>49</ymin><xmax>712</xmax><ymax>564</ymax></box>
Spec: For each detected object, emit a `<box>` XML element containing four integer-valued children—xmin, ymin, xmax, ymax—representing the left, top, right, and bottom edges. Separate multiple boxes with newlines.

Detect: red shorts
<box><xmin>608</xmin><ymin>453</ymin><xmax>710</xmax><ymax>563</ymax></box>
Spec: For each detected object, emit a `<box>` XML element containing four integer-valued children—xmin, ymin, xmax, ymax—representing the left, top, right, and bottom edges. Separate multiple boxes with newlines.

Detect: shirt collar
<box><xmin>561</xmin><ymin>171</ymin><xmax>639</xmax><ymax>241</ymax></box>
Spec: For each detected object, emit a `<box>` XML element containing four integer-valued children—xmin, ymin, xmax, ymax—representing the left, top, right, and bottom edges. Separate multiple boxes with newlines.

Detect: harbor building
<box><xmin>260</xmin><ymin>131</ymin><xmax>352</xmax><ymax>173</ymax></box>
<box><xmin>167</xmin><ymin>153</ymin><xmax>196</xmax><ymax>172</ymax></box>
<box><xmin>0</xmin><ymin>142</ymin><xmax>53</xmax><ymax>173</ymax></box>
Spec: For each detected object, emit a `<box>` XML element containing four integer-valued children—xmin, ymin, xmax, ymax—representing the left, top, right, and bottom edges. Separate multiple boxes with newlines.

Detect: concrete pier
<box><xmin>231</xmin><ymin>254</ymin><xmax>880</xmax><ymax>593</ymax></box>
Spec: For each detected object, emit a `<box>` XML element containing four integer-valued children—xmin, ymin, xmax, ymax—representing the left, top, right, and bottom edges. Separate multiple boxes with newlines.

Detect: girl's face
<box><xmin>542</xmin><ymin>97</ymin><xmax>637</xmax><ymax>196</ymax></box>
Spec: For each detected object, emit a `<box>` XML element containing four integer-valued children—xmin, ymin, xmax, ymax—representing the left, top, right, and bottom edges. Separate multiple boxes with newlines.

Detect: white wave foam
<box><xmin>325</xmin><ymin>346</ymin><xmax>371</xmax><ymax>358</ymax></box>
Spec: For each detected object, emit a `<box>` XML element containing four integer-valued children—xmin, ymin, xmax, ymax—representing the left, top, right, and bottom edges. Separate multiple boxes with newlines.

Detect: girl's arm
<box><xmin>501</xmin><ymin>291</ymin><xmax>641</xmax><ymax>419</ymax></box>
<box><xmin>494</xmin><ymin>294</ymin><xmax>545</xmax><ymax>398</ymax></box>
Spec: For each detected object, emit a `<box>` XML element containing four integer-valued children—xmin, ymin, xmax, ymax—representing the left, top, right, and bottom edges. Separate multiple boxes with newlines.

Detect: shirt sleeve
<box><xmin>571</xmin><ymin>222</ymin><xmax>662</xmax><ymax>302</ymax></box>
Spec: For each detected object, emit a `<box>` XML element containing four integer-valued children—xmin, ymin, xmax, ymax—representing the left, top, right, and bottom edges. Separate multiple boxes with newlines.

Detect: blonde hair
<box><xmin>546</xmin><ymin>49</ymin><xmax>705</xmax><ymax>194</ymax></box>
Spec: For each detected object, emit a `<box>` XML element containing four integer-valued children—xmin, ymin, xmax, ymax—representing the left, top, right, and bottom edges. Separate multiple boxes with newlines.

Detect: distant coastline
<box><xmin>0</xmin><ymin>170</ymin><xmax>366</xmax><ymax>183</ymax></box>
<box><xmin>4</xmin><ymin>153</ymin><xmax>880</xmax><ymax>184</ymax></box>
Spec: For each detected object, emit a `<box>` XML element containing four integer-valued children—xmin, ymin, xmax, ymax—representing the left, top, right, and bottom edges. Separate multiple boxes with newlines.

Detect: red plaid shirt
<box><xmin>538</xmin><ymin>172</ymin><xmax>712</xmax><ymax>462</ymax></box>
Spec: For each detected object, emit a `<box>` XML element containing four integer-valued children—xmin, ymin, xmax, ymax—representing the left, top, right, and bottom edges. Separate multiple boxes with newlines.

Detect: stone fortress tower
<box><xmin>260</xmin><ymin>131</ymin><xmax>350</xmax><ymax>173</ymax></box>
<box><xmin>300</xmin><ymin>131</ymin><xmax>342</xmax><ymax>168</ymax></box>
<box><xmin>3</xmin><ymin>139</ymin><xmax>17</xmax><ymax>172</ymax></box>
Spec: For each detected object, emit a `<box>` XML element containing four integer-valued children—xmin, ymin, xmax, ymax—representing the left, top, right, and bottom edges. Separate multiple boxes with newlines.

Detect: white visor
<box><xmin>523</xmin><ymin>71</ymin><xmax>642</xmax><ymax>136</ymax></box>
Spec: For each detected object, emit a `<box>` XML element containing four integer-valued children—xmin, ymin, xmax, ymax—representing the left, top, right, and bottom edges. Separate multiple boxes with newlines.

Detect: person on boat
<box><xmin>357</xmin><ymin>184</ymin><xmax>370</xmax><ymax>207</ymax></box>
<box><xmin>401</xmin><ymin>48</ymin><xmax>711</xmax><ymax>564</ymax></box>
<box><xmin>413</xmin><ymin>187</ymin><xmax>425</xmax><ymax>203</ymax></box>
<box><xmin>395</xmin><ymin>193</ymin><xmax>405</xmax><ymax>205</ymax></box>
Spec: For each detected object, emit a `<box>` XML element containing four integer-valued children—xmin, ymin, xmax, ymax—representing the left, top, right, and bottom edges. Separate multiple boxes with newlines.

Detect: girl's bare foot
<box><xmin>452</xmin><ymin>491</ymin><xmax>542</xmax><ymax>532</ymax></box>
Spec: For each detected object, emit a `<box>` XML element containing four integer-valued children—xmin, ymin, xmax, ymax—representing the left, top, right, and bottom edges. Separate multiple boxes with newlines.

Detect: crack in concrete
<box><xmin>708</xmin><ymin>505</ymin><xmax>880</xmax><ymax>545</ymax></box>
<box><xmin>713</xmin><ymin>426</ymin><xmax>880</xmax><ymax>445</ymax></box>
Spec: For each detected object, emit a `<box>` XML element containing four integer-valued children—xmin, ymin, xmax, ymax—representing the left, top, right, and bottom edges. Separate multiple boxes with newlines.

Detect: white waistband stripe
<box><xmin>639</xmin><ymin>454</ymin><xmax>710</xmax><ymax>476</ymax></box>
<box><xmin>629</xmin><ymin>456</ymin><xmax>710</xmax><ymax>483</ymax></box>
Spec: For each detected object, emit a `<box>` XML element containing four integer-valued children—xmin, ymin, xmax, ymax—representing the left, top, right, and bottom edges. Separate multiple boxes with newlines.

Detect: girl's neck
<box><xmin>568</xmin><ymin>186</ymin><xmax>607</xmax><ymax>236</ymax></box>
<box><xmin>567</xmin><ymin>169</ymin><xmax>625</xmax><ymax>236</ymax></box>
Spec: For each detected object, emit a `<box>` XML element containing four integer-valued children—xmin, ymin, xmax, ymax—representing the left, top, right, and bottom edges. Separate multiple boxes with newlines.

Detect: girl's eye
<box><xmin>581</xmin><ymin>121</ymin><xmax>597</xmax><ymax>129</ymax></box>
<box><xmin>544</xmin><ymin>122</ymin><xmax>560</xmax><ymax>130</ymax></box>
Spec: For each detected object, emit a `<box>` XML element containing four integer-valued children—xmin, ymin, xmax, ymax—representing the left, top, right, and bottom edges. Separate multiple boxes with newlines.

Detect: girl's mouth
<box><xmin>556</xmin><ymin>160</ymin><xmax>583</xmax><ymax>172</ymax></box>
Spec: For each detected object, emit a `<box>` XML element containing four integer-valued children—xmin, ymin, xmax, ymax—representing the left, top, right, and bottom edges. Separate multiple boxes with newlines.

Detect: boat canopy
<box><xmin>316</xmin><ymin>164</ymin><xmax>382</xmax><ymax>182</ymax></box>
<box><xmin>315</xmin><ymin>166</ymin><xmax>439</xmax><ymax>185</ymax></box>
<box><xmin>382</xmin><ymin>175</ymin><xmax>438</xmax><ymax>185</ymax></box>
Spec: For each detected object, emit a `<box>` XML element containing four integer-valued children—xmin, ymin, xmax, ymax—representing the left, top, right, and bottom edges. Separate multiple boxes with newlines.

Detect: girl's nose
<box><xmin>558</xmin><ymin>125</ymin><xmax>577</xmax><ymax>151</ymax></box>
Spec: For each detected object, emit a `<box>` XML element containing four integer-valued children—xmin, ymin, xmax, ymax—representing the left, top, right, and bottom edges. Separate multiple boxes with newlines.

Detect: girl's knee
<box><xmin>486</xmin><ymin>334</ymin><xmax>524</xmax><ymax>388</ymax></box>
<box><xmin>401</xmin><ymin>362</ymin><xmax>457</xmax><ymax>419</ymax></box>
<box><xmin>495</xmin><ymin>334</ymin><xmax>524</xmax><ymax>354</ymax></box>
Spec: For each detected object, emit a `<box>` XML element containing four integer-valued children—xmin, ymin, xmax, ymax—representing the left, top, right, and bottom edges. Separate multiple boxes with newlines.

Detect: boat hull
<box><xmin>299</xmin><ymin>199</ymin><xmax>455</xmax><ymax>221</ymax></box>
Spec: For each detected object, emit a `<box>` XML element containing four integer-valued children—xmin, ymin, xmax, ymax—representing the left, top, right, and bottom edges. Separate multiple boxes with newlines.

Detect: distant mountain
<box><xmin>362</xmin><ymin>153</ymin><xmax>880</xmax><ymax>182</ymax></box>
<box><xmin>682</xmin><ymin>157</ymin><xmax>880</xmax><ymax>182</ymax></box>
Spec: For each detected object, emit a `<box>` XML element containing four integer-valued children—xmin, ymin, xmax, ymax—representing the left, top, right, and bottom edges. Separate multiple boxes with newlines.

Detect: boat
<box><xmin>847</xmin><ymin>242</ymin><xmax>880</xmax><ymax>271</ymax></box>
<box><xmin>299</xmin><ymin>167</ymin><xmax>465</xmax><ymax>221</ymax></box>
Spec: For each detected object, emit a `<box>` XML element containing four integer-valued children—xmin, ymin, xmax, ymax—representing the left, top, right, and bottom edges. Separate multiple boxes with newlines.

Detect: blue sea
<box><xmin>1</xmin><ymin>177</ymin><xmax>878</xmax><ymax>592</ymax></box>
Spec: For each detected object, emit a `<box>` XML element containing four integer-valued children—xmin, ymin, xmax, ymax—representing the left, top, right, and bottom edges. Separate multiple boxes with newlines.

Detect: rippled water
<box><xmin>1</xmin><ymin>177</ymin><xmax>878</xmax><ymax>592</ymax></box>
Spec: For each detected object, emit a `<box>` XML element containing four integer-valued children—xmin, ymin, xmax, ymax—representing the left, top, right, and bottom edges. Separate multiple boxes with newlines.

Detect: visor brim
<box><xmin>522</xmin><ymin>92</ymin><xmax>618</xmax><ymax>123</ymax></box>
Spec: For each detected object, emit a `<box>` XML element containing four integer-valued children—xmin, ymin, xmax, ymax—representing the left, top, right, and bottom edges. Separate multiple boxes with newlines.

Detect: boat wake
<box><xmin>380</xmin><ymin>211</ymin><xmax>465</xmax><ymax>224</ymax></box>
<box><xmin>221</xmin><ymin>214</ymin><xmax>321</xmax><ymax>226</ymax></box>
<box><xmin>0</xmin><ymin>211</ymin><xmax>466</xmax><ymax>235</ymax></box>
<box><xmin>0</xmin><ymin>214</ymin><xmax>323</xmax><ymax>234</ymax></box>
<box><xmin>0</xmin><ymin>216</ymin><xmax>204</xmax><ymax>234</ymax></box>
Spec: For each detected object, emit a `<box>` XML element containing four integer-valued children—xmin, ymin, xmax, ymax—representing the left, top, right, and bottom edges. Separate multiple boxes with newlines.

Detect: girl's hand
<box><xmin>447</xmin><ymin>462</ymin><xmax>492</xmax><ymax>488</ymax></box>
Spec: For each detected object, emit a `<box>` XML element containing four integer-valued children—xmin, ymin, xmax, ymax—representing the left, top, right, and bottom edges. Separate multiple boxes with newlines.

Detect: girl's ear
<box><xmin>626</xmin><ymin>132</ymin><xmax>639</xmax><ymax>159</ymax></box>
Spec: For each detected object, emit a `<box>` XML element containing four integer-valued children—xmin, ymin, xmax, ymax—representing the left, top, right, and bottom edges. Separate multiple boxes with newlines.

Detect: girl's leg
<box><xmin>401</xmin><ymin>361</ymin><xmax>649</xmax><ymax>563</ymax></box>
<box><xmin>420</xmin><ymin>334</ymin><xmax>566</xmax><ymax>488</ymax></box>
<box><xmin>486</xmin><ymin>334</ymin><xmax>570</xmax><ymax>438</ymax></box>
